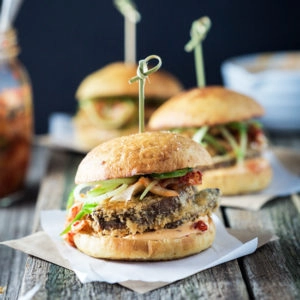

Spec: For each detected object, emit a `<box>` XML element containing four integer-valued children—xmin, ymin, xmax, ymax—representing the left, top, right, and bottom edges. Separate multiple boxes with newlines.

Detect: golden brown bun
<box><xmin>148</xmin><ymin>86</ymin><xmax>264</xmax><ymax>130</ymax></box>
<box><xmin>73</xmin><ymin>216</ymin><xmax>215</xmax><ymax>260</ymax></box>
<box><xmin>201</xmin><ymin>157</ymin><xmax>272</xmax><ymax>195</ymax></box>
<box><xmin>75</xmin><ymin>131</ymin><xmax>212</xmax><ymax>183</ymax></box>
<box><xmin>75</xmin><ymin>62</ymin><xmax>183</xmax><ymax>101</ymax></box>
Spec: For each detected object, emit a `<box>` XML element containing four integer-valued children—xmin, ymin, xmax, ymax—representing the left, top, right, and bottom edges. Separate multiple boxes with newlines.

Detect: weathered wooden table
<box><xmin>0</xmin><ymin>132</ymin><xmax>299</xmax><ymax>299</ymax></box>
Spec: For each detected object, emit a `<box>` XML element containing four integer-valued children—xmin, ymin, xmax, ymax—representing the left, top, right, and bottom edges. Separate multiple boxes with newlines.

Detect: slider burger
<box><xmin>61</xmin><ymin>131</ymin><xmax>220</xmax><ymax>260</ymax></box>
<box><xmin>73</xmin><ymin>62</ymin><xmax>183</xmax><ymax>149</ymax></box>
<box><xmin>148</xmin><ymin>86</ymin><xmax>272</xmax><ymax>195</ymax></box>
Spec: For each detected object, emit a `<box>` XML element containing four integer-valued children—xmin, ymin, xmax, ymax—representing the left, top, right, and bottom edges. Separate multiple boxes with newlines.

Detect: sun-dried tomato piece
<box><xmin>193</xmin><ymin>220</ymin><xmax>208</xmax><ymax>231</ymax></box>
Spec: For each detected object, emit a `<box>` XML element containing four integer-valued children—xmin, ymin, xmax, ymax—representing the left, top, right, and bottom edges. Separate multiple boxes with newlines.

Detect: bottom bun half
<box><xmin>73</xmin><ymin>216</ymin><xmax>216</xmax><ymax>261</ymax></box>
<box><xmin>201</xmin><ymin>157</ymin><xmax>272</xmax><ymax>195</ymax></box>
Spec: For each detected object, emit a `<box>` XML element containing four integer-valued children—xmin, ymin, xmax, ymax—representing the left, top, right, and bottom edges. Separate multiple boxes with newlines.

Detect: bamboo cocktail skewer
<box><xmin>114</xmin><ymin>0</ymin><xmax>141</xmax><ymax>64</ymax></box>
<box><xmin>184</xmin><ymin>16</ymin><xmax>211</xmax><ymax>87</ymax></box>
<box><xmin>129</xmin><ymin>55</ymin><xmax>162</xmax><ymax>133</ymax></box>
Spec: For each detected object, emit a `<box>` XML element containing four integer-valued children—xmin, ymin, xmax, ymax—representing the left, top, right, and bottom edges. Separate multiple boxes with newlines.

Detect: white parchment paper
<box><xmin>40</xmin><ymin>211</ymin><xmax>257</xmax><ymax>284</ymax></box>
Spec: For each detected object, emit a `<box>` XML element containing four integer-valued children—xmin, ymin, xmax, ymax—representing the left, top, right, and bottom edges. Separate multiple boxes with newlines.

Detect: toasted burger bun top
<box><xmin>148</xmin><ymin>86</ymin><xmax>264</xmax><ymax>130</ymax></box>
<box><xmin>75</xmin><ymin>62</ymin><xmax>183</xmax><ymax>101</ymax></box>
<box><xmin>75</xmin><ymin>131</ymin><xmax>212</xmax><ymax>183</ymax></box>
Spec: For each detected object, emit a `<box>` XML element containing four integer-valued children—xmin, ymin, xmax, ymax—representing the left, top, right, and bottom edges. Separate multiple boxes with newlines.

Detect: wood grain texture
<box><xmin>0</xmin><ymin>199</ymin><xmax>36</xmax><ymax>300</ymax></box>
<box><xmin>19</xmin><ymin>262</ymin><xmax>250</xmax><ymax>300</ymax></box>
<box><xmin>1</xmin><ymin>137</ymin><xmax>300</xmax><ymax>299</ymax></box>
<box><xmin>225</xmin><ymin>197</ymin><xmax>300</xmax><ymax>299</ymax></box>
<box><xmin>18</xmin><ymin>150</ymin><xmax>250</xmax><ymax>299</ymax></box>
<box><xmin>0</xmin><ymin>146</ymin><xmax>48</xmax><ymax>300</ymax></box>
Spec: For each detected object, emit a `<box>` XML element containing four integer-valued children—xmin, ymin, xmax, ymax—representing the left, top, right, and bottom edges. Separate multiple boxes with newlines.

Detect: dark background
<box><xmin>13</xmin><ymin>0</ymin><xmax>300</xmax><ymax>134</ymax></box>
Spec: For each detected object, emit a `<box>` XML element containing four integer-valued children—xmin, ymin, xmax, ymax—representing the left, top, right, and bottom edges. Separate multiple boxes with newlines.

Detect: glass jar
<box><xmin>0</xmin><ymin>28</ymin><xmax>33</xmax><ymax>206</ymax></box>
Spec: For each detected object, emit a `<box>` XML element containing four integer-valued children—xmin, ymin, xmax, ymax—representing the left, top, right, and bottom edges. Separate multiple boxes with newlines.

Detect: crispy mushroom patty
<box><xmin>89</xmin><ymin>187</ymin><xmax>220</xmax><ymax>237</ymax></box>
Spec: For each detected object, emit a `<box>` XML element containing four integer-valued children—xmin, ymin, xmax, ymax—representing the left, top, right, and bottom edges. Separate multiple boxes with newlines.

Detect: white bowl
<box><xmin>221</xmin><ymin>52</ymin><xmax>300</xmax><ymax>131</ymax></box>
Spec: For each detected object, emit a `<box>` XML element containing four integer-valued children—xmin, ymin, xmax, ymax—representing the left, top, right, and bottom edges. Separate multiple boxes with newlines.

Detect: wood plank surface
<box><xmin>224</xmin><ymin>142</ymin><xmax>300</xmax><ymax>299</ymax></box>
<box><xmin>18</xmin><ymin>149</ymin><xmax>251</xmax><ymax>299</ymax></box>
<box><xmin>1</xmin><ymin>140</ymin><xmax>300</xmax><ymax>299</ymax></box>
<box><xmin>0</xmin><ymin>198</ymin><xmax>36</xmax><ymax>299</ymax></box>
<box><xmin>225</xmin><ymin>196</ymin><xmax>300</xmax><ymax>299</ymax></box>
<box><xmin>0</xmin><ymin>146</ymin><xmax>48</xmax><ymax>300</ymax></box>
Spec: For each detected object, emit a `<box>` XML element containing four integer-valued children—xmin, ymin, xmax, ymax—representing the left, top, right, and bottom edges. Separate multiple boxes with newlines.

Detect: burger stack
<box><xmin>73</xmin><ymin>62</ymin><xmax>183</xmax><ymax>149</ymax></box>
<box><xmin>62</xmin><ymin>131</ymin><xmax>220</xmax><ymax>260</ymax></box>
<box><xmin>148</xmin><ymin>86</ymin><xmax>272</xmax><ymax>195</ymax></box>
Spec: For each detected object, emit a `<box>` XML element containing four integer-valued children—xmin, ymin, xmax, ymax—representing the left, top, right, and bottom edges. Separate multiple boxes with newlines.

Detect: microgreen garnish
<box><xmin>139</xmin><ymin>180</ymin><xmax>158</xmax><ymax>200</ymax></box>
<box><xmin>60</xmin><ymin>202</ymin><xmax>98</xmax><ymax>235</ymax></box>
<box><xmin>66</xmin><ymin>188</ymin><xmax>75</xmax><ymax>210</ymax></box>
<box><xmin>87</xmin><ymin>177</ymin><xmax>137</xmax><ymax>197</ymax></box>
<box><xmin>193</xmin><ymin>126</ymin><xmax>209</xmax><ymax>143</ymax></box>
<box><xmin>151</xmin><ymin>168</ymin><xmax>192</xmax><ymax>179</ymax></box>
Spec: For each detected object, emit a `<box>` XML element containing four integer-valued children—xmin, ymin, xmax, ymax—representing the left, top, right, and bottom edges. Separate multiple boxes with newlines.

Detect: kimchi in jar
<box><xmin>0</xmin><ymin>28</ymin><xmax>33</xmax><ymax>205</ymax></box>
